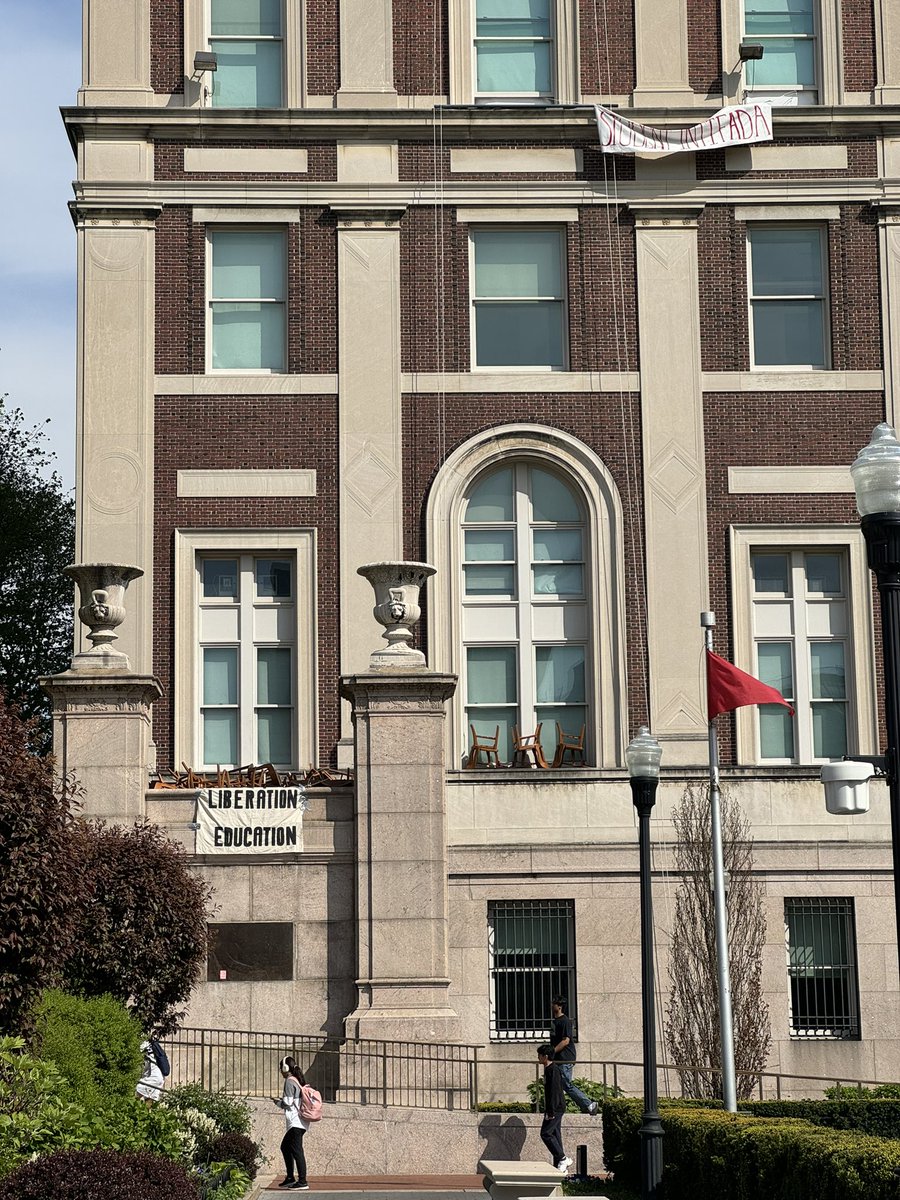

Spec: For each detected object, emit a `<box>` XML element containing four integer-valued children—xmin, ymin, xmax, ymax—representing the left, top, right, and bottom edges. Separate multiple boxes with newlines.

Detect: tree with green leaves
<box><xmin>0</xmin><ymin>397</ymin><xmax>75</xmax><ymax>753</ymax></box>
<box><xmin>665</xmin><ymin>783</ymin><xmax>771</xmax><ymax>1100</ymax></box>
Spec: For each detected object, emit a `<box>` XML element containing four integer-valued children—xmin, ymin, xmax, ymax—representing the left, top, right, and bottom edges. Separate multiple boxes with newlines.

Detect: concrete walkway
<box><xmin>258</xmin><ymin>1174</ymin><xmax>485</xmax><ymax>1196</ymax></box>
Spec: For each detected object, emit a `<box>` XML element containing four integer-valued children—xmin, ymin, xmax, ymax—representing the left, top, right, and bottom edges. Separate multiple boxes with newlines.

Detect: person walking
<box><xmin>274</xmin><ymin>1056</ymin><xmax>310</xmax><ymax>1190</ymax></box>
<box><xmin>537</xmin><ymin>1044</ymin><xmax>572</xmax><ymax>1174</ymax></box>
<box><xmin>550</xmin><ymin>996</ymin><xmax>598</xmax><ymax>1116</ymax></box>
<box><xmin>135</xmin><ymin>1040</ymin><xmax>164</xmax><ymax>1105</ymax></box>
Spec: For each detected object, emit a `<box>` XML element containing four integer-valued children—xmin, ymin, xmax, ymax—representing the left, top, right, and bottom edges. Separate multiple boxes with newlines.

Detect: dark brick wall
<box><xmin>394</xmin><ymin>0</ymin><xmax>448</xmax><ymax>95</ymax></box>
<box><xmin>153</xmin><ymin>394</ymin><xmax>340</xmax><ymax>769</ymax></box>
<box><xmin>843</xmin><ymin>0</ymin><xmax>877</xmax><ymax>92</ymax></box>
<box><xmin>688</xmin><ymin>0</ymin><xmax>722</xmax><ymax>96</ymax></box>
<box><xmin>400</xmin><ymin>204</ymin><xmax>638</xmax><ymax>373</ymax></box>
<box><xmin>154</xmin><ymin>141</ymin><xmax>338</xmax><ymax>181</ymax></box>
<box><xmin>402</xmin><ymin>395</ymin><xmax>650</xmax><ymax>733</ymax></box>
<box><xmin>698</xmin><ymin>204</ymin><xmax>882</xmax><ymax>373</ymax></box>
<box><xmin>307</xmin><ymin>0</ymin><xmax>340</xmax><ymax>95</ymax></box>
<box><xmin>704</xmin><ymin>390</ymin><xmax>885</xmax><ymax>762</ymax></box>
<box><xmin>155</xmin><ymin>208</ymin><xmax>338</xmax><ymax>375</ymax></box>
<box><xmin>578</xmin><ymin>0</ymin><xmax>636</xmax><ymax>96</ymax></box>
<box><xmin>152</xmin><ymin>0</ymin><xmax>184</xmax><ymax>94</ymax></box>
<box><xmin>398</xmin><ymin>139</ymin><xmax>635</xmax><ymax>183</ymax></box>
<box><xmin>696</xmin><ymin>136</ymin><xmax>879</xmax><ymax>180</ymax></box>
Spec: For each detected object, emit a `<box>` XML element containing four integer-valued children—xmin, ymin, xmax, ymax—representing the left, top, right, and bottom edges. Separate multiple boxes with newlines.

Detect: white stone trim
<box><xmin>184</xmin><ymin>147</ymin><xmax>309</xmax><ymax>173</ymax></box>
<box><xmin>156</xmin><ymin>375</ymin><xmax>339</xmax><ymax>394</ymax></box>
<box><xmin>450</xmin><ymin>148</ymin><xmax>581</xmax><ymax>173</ymax></box>
<box><xmin>336</xmin><ymin>143</ymin><xmax>399</xmax><ymax>183</ymax></box>
<box><xmin>702</xmin><ymin>370</ymin><xmax>883</xmax><ymax>391</ymax></box>
<box><xmin>173</xmin><ymin>528</ymin><xmax>317</xmax><ymax>772</ymax></box>
<box><xmin>727</xmin><ymin>466</ymin><xmax>853</xmax><ymax>494</ymax></box>
<box><xmin>193</xmin><ymin>207</ymin><xmax>300</xmax><ymax>224</ymax></box>
<box><xmin>729</xmin><ymin>525</ymin><xmax>877</xmax><ymax>764</ymax></box>
<box><xmin>456</xmin><ymin>206</ymin><xmax>580</xmax><ymax>224</ymax></box>
<box><xmin>425</xmin><ymin>424</ymin><xmax>628</xmax><ymax>768</ymax></box>
<box><xmin>633</xmin><ymin>0</ymin><xmax>695</xmax><ymax>106</ymax></box>
<box><xmin>735</xmin><ymin>205</ymin><xmax>842</xmax><ymax>222</ymax></box>
<box><xmin>725</xmin><ymin>144</ymin><xmax>849</xmax><ymax>172</ymax></box>
<box><xmin>401</xmin><ymin>371</ymin><xmax>640</xmax><ymax>392</ymax></box>
<box><xmin>177</xmin><ymin>470</ymin><xmax>317</xmax><ymax>497</ymax></box>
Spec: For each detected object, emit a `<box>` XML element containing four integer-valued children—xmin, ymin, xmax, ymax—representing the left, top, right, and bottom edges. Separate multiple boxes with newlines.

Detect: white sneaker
<box><xmin>556</xmin><ymin>1157</ymin><xmax>573</xmax><ymax>1173</ymax></box>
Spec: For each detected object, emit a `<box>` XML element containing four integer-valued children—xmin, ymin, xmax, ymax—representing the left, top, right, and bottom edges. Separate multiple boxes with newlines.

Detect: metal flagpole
<box><xmin>700</xmin><ymin>611</ymin><xmax>737</xmax><ymax>1112</ymax></box>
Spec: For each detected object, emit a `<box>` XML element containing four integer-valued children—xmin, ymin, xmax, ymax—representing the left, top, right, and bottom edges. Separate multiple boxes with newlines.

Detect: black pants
<box><xmin>280</xmin><ymin>1127</ymin><xmax>307</xmax><ymax>1183</ymax></box>
<box><xmin>540</xmin><ymin>1112</ymin><xmax>565</xmax><ymax>1165</ymax></box>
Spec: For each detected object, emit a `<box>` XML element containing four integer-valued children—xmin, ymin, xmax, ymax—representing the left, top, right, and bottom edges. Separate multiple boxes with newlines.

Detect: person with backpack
<box><xmin>135</xmin><ymin>1038</ymin><xmax>168</xmax><ymax>1105</ymax></box>
<box><xmin>273</xmin><ymin>1055</ymin><xmax>321</xmax><ymax>1190</ymax></box>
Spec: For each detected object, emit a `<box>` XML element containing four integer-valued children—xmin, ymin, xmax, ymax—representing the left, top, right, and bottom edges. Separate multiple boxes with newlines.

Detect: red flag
<box><xmin>706</xmin><ymin>650</ymin><xmax>795</xmax><ymax>721</ymax></box>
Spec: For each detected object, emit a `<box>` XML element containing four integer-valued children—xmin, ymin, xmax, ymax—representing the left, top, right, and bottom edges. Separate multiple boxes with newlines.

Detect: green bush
<box><xmin>205</xmin><ymin>1133</ymin><xmax>260</xmax><ymax>1180</ymax></box>
<box><xmin>826</xmin><ymin>1083</ymin><xmax>900</xmax><ymax>1101</ymax></box>
<box><xmin>476</xmin><ymin>1101</ymin><xmax>534</xmax><ymax>1112</ymax></box>
<box><xmin>32</xmin><ymin>990</ymin><xmax>143</xmax><ymax>1108</ymax></box>
<box><xmin>747</xmin><ymin>1099</ymin><xmax>900</xmax><ymax>1140</ymax></box>
<box><xmin>162</xmin><ymin>1084</ymin><xmax>252</xmax><ymax>1138</ymax></box>
<box><xmin>198</xmin><ymin>1162</ymin><xmax>253</xmax><ymax>1200</ymax></box>
<box><xmin>0</xmin><ymin>1149</ymin><xmax>200</xmax><ymax>1200</ymax></box>
<box><xmin>600</xmin><ymin>1099</ymin><xmax>900</xmax><ymax>1200</ymax></box>
<box><xmin>528</xmin><ymin>1076</ymin><xmax>623</xmax><ymax>1113</ymax></box>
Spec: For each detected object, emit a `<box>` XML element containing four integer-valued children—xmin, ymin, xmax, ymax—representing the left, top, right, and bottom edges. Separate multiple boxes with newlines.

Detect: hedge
<box><xmin>601</xmin><ymin>1099</ymin><xmax>900</xmax><ymax>1199</ymax></box>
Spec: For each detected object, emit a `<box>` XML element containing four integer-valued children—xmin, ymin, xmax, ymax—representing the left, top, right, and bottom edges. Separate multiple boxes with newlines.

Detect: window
<box><xmin>474</xmin><ymin>0</ymin><xmax>554</xmax><ymax>101</ymax></box>
<box><xmin>743</xmin><ymin>0</ymin><xmax>817</xmax><ymax>105</ymax></box>
<box><xmin>488</xmin><ymin>900</ymin><xmax>576</xmax><ymax>1039</ymax></box>
<box><xmin>730</xmin><ymin>528</ymin><xmax>876</xmax><ymax>767</ymax></box>
<box><xmin>748</xmin><ymin>227</ymin><xmax>827</xmax><ymax>369</ymax></box>
<box><xmin>463</xmin><ymin>462</ymin><xmax>587</xmax><ymax>763</ymax></box>
<box><xmin>750</xmin><ymin>548</ymin><xmax>852</xmax><ymax>762</ymax></box>
<box><xmin>471</xmin><ymin>229</ymin><xmax>566</xmax><ymax>369</ymax></box>
<box><xmin>785</xmin><ymin>899</ymin><xmax>859</xmax><ymax>1038</ymax></box>
<box><xmin>208</xmin><ymin>229</ymin><xmax>286</xmax><ymax>372</ymax></box>
<box><xmin>208</xmin><ymin>922</ymin><xmax>294</xmax><ymax>981</ymax></box>
<box><xmin>210</xmin><ymin>0</ymin><xmax>283</xmax><ymax>108</ymax></box>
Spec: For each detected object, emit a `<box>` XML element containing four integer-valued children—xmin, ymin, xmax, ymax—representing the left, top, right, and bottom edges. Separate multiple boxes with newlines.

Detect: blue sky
<box><xmin>1</xmin><ymin>2</ymin><xmax>82</xmax><ymax>488</ymax></box>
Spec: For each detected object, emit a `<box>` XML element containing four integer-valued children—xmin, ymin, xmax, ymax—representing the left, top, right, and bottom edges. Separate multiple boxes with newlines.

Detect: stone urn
<box><xmin>357</xmin><ymin>561</ymin><xmax>436</xmax><ymax>669</ymax></box>
<box><xmin>65</xmin><ymin>562</ymin><xmax>144</xmax><ymax>664</ymax></box>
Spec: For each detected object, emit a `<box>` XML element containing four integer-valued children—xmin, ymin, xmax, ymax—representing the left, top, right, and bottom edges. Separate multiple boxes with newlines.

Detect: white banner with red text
<box><xmin>595</xmin><ymin>102</ymin><xmax>773</xmax><ymax>154</ymax></box>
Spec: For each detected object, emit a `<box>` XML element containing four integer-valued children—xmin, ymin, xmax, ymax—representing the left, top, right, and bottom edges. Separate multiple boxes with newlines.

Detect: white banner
<box><xmin>194</xmin><ymin>787</ymin><xmax>308</xmax><ymax>854</ymax></box>
<box><xmin>595</xmin><ymin>102</ymin><xmax>773</xmax><ymax>155</ymax></box>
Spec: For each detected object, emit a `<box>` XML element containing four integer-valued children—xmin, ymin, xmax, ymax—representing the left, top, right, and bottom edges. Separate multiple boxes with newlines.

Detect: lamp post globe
<box><xmin>851</xmin><ymin>423</ymin><xmax>900</xmax><ymax>994</ymax></box>
<box><xmin>627</xmin><ymin>726</ymin><xmax>663</xmax><ymax>1200</ymax></box>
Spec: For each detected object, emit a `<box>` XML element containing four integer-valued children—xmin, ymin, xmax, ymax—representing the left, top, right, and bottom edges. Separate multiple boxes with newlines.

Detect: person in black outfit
<box><xmin>550</xmin><ymin>995</ymin><xmax>598</xmax><ymax>1116</ymax></box>
<box><xmin>537</xmin><ymin>1044</ymin><xmax>572</xmax><ymax>1173</ymax></box>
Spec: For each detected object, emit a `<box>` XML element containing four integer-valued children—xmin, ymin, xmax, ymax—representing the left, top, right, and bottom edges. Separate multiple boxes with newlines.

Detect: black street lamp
<box><xmin>851</xmin><ymin>423</ymin><xmax>900</xmax><ymax>985</ymax></box>
<box><xmin>626</xmin><ymin>725</ymin><xmax>664</xmax><ymax>1200</ymax></box>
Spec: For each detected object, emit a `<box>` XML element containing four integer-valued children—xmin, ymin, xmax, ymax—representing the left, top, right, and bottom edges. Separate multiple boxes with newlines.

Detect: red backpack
<box><xmin>298</xmin><ymin>1083</ymin><xmax>323</xmax><ymax>1122</ymax></box>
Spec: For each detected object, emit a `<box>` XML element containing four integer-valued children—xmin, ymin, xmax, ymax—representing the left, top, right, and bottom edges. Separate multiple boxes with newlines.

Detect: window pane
<box><xmin>212</xmin><ymin>231</ymin><xmax>285</xmax><ymax>300</ymax></box>
<box><xmin>745</xmin><ymin>0</ymin><xmax>814</xmax><ymax>34</ymax></box>
<box><xmin>748</xmin><ymin>38</ymin><xmax>816</xmax><ymax>87</ymax></box>
<box><xmin>532</xmin><ymin>564</ymin><xmax>583</xmax><ymax>595</ymax></box>
<box><xmin>476</xmin><ymin>0</ymin><xmax>552</xmax><ymax>37</ymax></box>
<box><xmin>466</xmin><ymin>529</ymin><xmax>515</xmax><ymax>561</ymax></box>
<box><xmin>467</xmin><ymin>646</ymin><xmax>517</xmax><ymax>703</ymax></box>
<box><xmin>476</xmin><ymin>41</ymin><xmax>552</xmax><ymax>93</ymax></box>
<box><xmin>536</xmin><ymin>706</ymin><xmax>587</xmax><ymax>758</ymax></box>
<box><xmin>489</xmin><ymin>899</ymin><xmax>575</xmax><ymax>1040</ymax></box>
<box><xmin>758</xmin><ymin>642</ymin><xmax>794</xmax><ymax>695</ymax></box>
<box><xmin>211</xmin><ymin>0</ymin><xmax>282</xmax><ymax>36</ymax></box>
<box><xmin>531</xmin><ymin>469</ymin><xmax>581</xmax><ymax>522</ymax></box>
<box><xmin>812</xmin><ymin>702</ymin><xmax>847</xmax><ymax>758</ymax></box>
<box><xmin>466</xmin><ymin>468</ymin><xmax>514</xmax><ymax>522</ymax></box>
<box><xmin>466</xmin><ymin>707</ymin><xmax>515</xmax><ymax>763</ymax></box>
<box><xmin>760</xmin><ymin>705</ymin><xmax>794</xmax><ymax>758</ymax></box>
<box><xmin>475</xmin><ymin>301</ymin><xmax>564</xmax><ymax>367</ymax></box>
<box><xmin>751</xmin><ymin>229</ymin><xmax>823</xmax><ymax>296</ymax></box>
<box><xmin>752</xmin><ymin>552</ymin><xmax>790</xmax><ymax>594</ymax></box>
<box><xmin>785</xmin><ymin>899</ymin><xmax>859</xmax><ymax>1038</ymax></box>
<box><xmin>203</xmin><ymin>559</ymin><xmax>239</xmax><ymax>599</ymax></box>
<box><xmin>465</xmin><ymin>565</ymin><xmax>516</xmax><ymax>596</ymax></box>
<box><xmin>752</xmin><ymin>299</ymin><xmax>825</xmax><ymax>367</ymax></box>
<box><xmin>535</xmin><ymin>646</ymin><xmax>586</xmax><ymax>704</ymax></box>
<box><xmin>211</xmin><ymin>303</ymin><xmax>285</xmax><ymax>370</ymax></box>
<box><xmin>811</xmin><ymin>643</ymin><xmax>845</xmax><ymax>700</ymax></box>
<box><xmin>805</xmin><ymin>553</ymin><xmax>841</xmax><ymax>595</ymax></box>
<box><xmin>474</xmin><ymin>231</ymin><xmax>562</xmax><ymax>297</ymax></box>
<box><xmin>257</xmin><ymin>708</ymin><xmax>292</xmax><ymax>762</ymax></box>
<box><xmin>204</xmin><ymin>710</ymin><xmax>238</xmax><ymax>764</ymax></box>
<box><xmin>533</xmin><ymin>529</ymin><xmax>582</xmax><ymax>562</ymax></box>
<box><xmin>210</xmin><ymin>39</ymin><xmax>283</xmax><ymax>107</ymax></box>
<box><xmin>256</xmin><ymin>558</ymin><xmax>292</xmax><ymax>597</ymax></box>
<box><xmin>203</xmin><ymin>647</ymin><xmax>238</xmax><ymax>705</ymax></box>
<box><xmin>257</xmin><ymin>647</ymin><xmax>292</xmax><ymax>705</ymax></box>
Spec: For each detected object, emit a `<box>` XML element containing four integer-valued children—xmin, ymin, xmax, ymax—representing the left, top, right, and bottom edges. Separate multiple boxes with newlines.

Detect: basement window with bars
<box><xmin>488</xmin><ymin>899</ymin><xmax>576</xmax><ymax>1040</ymax></box>
<box><xmin>785</xmin><ymin>898</ymin><xmax>860</xmax><ymax>1039</ymax></box>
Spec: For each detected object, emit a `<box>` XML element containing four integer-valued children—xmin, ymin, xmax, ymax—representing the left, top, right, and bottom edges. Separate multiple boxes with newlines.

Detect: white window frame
<box><xmin>721</xmin><ymin>0</ymin><xmax>842</xmax><ymax>106</ymax></box>
<box><xmin>730</xmin><ymin>526</ymin><xmax>876</xmax><ymax>766</ymax></box>
<box><xmin>184</xmin><ymin>0</ymin><xmax>305</xmax><ymax>107</ymax></box>
<box><xmin>426</xmin><ymin>425</ymin><xmax>628</xmax><ymax>769</ymax></box>
<box><xmin>448</xmin><ymin>0</ymin><xmax>580</xmax><ymax>105</ymax></box>
<box><xmin>206</xmin><ymin>227</ymin><xmax>288</xmax><ymax>375</ymax></box>
<box><xmin>746</xmin><ymin>224</ymin><xmax>830</xmax><ymax>371</ymax></box>
<box><xmin>174</xmin><ymin>529</ymin><xmax>317</xmax><ymax>773</ymax></box>
<box><xmin>469</xmin><ymin>227</ymin><xmax>569</xmax><ymax>372</ymax></box>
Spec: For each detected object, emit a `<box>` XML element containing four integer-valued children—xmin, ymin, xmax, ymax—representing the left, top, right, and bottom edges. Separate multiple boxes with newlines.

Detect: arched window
<box><xmin>426</xmin><ymin>425</ymin><xmax>627</xmax><ymax>769</ymax></box>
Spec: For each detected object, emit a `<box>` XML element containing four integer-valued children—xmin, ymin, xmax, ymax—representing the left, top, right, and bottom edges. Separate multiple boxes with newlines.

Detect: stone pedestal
<box><xmin>42</xmin><ymin>670</ymin><xmax>162</xmax><ymax>822</ymax></box>
<box><xmin>339</xmin><ymin>670</ymin><xmax>459</xmax><ymax>1042</ymax></box>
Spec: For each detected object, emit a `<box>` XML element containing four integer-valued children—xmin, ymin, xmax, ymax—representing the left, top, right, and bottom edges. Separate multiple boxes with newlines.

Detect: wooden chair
<box><xmin>149</xmin><ymin>766</ymin><xmax>182</xmax><ymax>789</ymax></box>
<box><xmin>259</xmin><ymin>762</ymin><xmax>282</xmax><ymax>785</ymax></box>
<box><xmin>180</xmin><ymin>763</ymin><xmax>207</xmax><ymax>789</ymax></box>
<box><xmin>465</xmin><ymin>724</ymin><xmax>502</xmax><ymax>769</ymax></box>
<box><xmin>511</xmin><ymin>723</ymin><xmax>550</xmax><ymax>769</ymax></box>
<box><xmin>552</xmin><ymin>723</ymin><xmax>586</xmax><ymax>768</ymax></box>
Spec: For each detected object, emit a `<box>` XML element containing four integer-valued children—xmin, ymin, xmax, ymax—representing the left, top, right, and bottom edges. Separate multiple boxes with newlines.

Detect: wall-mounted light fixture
<box><xmin>739</xmin><ymin>41</ymin><xmax>765</xmax><ymax>61</ymax></box>
<box><xmin>193</xmin><ymin>51</ymin><xmax>218</xmax><ymax>74</ymax></box>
